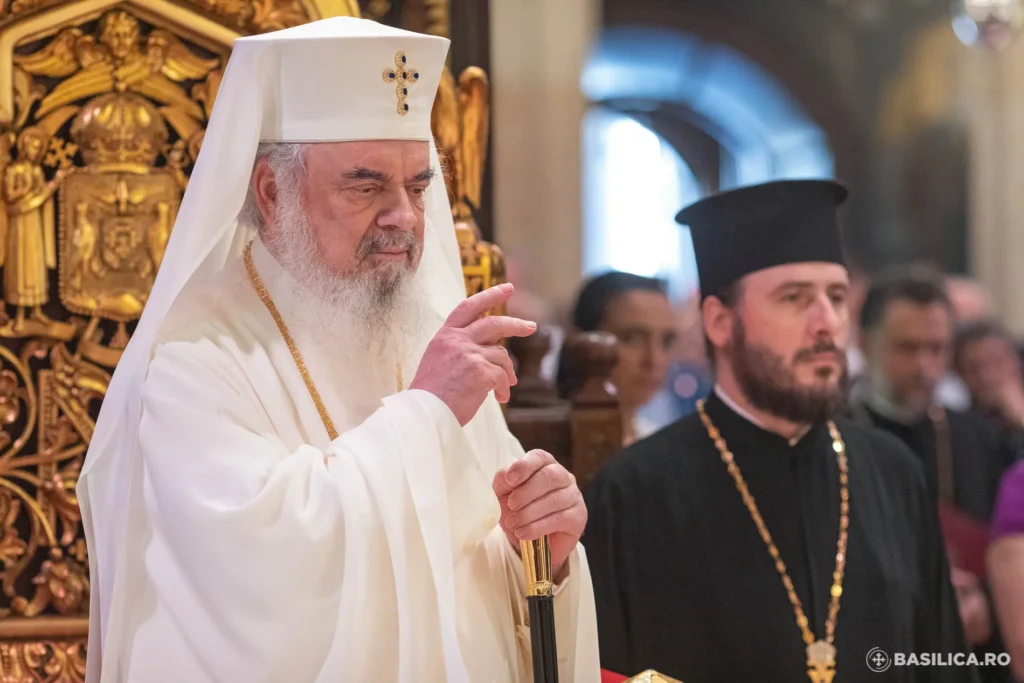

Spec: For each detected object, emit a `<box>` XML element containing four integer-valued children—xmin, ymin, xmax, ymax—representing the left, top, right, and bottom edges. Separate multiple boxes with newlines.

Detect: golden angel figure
<box><xmin>14</xmin><ymin>11</ymin><xmax>220</xmax><ymax>136</ymax></box>
<box><xmin>431</xmin><ymin>66</ymin><xmax>489</xmax><ymax>221</ymax></box>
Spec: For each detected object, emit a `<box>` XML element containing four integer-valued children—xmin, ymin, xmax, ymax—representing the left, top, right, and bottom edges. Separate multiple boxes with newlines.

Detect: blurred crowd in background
<box><xmin>505</xmin><ymin>260</ymin><xmax>1024</xmax><ymax>680</ymax></box>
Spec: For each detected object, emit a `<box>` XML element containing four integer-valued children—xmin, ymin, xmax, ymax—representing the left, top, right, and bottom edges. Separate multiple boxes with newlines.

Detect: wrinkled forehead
<box><xmin>300</xmin><ymin>139</ymin><xmax>431</xmax><ymax>174</ymax></box>
<box><xmin>741</xmin><ymin>262</ymin><xmax>850</xmax><ymax>297</ymax></box>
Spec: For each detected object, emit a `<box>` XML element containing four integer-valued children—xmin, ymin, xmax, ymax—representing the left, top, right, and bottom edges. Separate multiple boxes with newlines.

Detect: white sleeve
<box><xmin>137</xmin><ymin>339</ymin><xmax>496</xmax><ymax>682</ymax></box>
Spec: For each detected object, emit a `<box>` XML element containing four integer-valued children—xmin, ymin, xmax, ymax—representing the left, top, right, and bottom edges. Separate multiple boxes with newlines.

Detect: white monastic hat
<box><xmin>77</xmin><ymin>18</ymin><xmax>461</xmax><ymax>679</ymax></box>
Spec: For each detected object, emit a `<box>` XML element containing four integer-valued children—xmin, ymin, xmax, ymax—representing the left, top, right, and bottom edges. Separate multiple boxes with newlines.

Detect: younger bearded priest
<box><xmin>583</xmin><ymin>181</ymin><xmax>976</xmax><ymax>682</ymax></box>
<box><xmin>76</xmin><ymin>18</ymin><xmax>599</xmax><ymax>683</ymax></box>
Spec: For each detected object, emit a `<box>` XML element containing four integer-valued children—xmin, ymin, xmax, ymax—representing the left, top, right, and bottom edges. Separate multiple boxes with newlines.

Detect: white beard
<box><xmin>260</xmin><ymin>179</ymin><xmax>429</xmax><ymax>373</ymax></box>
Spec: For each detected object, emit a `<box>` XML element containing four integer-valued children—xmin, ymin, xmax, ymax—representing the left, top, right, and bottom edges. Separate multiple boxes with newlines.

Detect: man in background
<box><xmin>852</xmin><ymin>268</ymin><xmax>1019</xmax><ymax>681</ymax></box>
<box><xmin>955</xmin><ymin>319</ymin><xmax>1024</xmax><ymax>435</ymax></box>
<box><xmin>853</xmin><ymin>268</ymin><xmax>1017</xmax><ymax>522</ymax></box>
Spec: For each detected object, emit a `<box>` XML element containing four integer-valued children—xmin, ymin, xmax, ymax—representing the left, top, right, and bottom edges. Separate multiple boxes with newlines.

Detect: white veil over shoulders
<box><xmin>76</xmin><ymin>17</ymin><xmax>466</xmax><ymax>671</ymax></box>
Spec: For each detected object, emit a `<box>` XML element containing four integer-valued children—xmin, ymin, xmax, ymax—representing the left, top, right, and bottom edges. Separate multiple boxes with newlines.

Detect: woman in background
<box><xmin>989</xmin><ymin>462</ymin><xmax>1024</xmax><ymax>681</ymax></box>
<box><xmin>558</xmin><ymin>272</ymin><xmax>678</xmax><ymax>446</ymax></box>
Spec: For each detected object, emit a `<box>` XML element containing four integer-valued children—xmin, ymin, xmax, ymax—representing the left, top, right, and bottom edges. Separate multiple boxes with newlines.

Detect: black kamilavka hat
<box><xmin>676</xmin><ymin>179</ymin><xmax>849</xmax><ymax>299</ymax></box>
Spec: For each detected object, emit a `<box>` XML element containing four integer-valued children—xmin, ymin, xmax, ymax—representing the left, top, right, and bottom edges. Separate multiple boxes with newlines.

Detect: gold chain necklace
<box><xmin>243</xmin><ymin>241</ymin><xmax>403</xmax><ymax>440</ymax></box>
<box><xmin>696</xmin><ymin>398</ymin><xmax>849</xmax><ymax>683</ymax></box>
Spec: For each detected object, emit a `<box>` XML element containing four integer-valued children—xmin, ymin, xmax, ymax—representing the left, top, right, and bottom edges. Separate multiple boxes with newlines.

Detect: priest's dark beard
<box><xmin>729</xmin><ymin>319</ymin><xmax>849</xmax><ymax>424</ymax></box>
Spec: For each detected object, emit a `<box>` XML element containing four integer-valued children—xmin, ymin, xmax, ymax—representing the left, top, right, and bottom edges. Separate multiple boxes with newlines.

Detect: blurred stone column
<box><xmin>490</xmin><ymin>0</ymin><xmax>601</xmax><ymax>315</ymax></box>
<box><xmin>966</xmin><ymin>38</ymin><xmax>1024</xmax><ymax>334</ymax></box>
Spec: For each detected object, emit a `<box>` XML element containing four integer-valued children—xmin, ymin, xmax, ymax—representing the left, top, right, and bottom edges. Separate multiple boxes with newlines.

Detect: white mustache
<box><xmin>358</xmin><ymin>230</ymin><xmax>419</xmax><ymax>258</ymax></box>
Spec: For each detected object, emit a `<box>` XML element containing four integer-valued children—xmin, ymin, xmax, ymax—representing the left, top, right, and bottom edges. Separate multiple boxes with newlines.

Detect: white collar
<box><xmin>714</xmin><ymin>384</ymin><xmax>811</xmax><ymax>447</ymax></box>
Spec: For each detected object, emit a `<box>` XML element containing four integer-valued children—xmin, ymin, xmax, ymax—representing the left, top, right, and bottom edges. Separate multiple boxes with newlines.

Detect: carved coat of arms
<box><xmin>0</xmin><ymin>7</ymin><xmax>232</xmax><ymax>680</ymax></box>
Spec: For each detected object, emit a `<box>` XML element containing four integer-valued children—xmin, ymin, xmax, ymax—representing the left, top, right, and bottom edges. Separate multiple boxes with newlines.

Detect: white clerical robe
<box><xmin>101</xmin><ymin>239</ymin><xmax>600</xmax><ymax>682</ymax></box>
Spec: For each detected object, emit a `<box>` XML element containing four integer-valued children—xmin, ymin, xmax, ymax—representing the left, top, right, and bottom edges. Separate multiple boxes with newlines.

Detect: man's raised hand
<box><xmin>409</xmin><ymin>284</ymin><xmax>536</xmax><ymax>426</ymax></box>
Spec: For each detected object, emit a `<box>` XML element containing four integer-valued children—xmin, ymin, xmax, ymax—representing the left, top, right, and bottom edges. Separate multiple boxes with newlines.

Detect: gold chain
<box><xmin>243</xmin><ymin>241</ymin><xmax>403</xmax><ymax>441</ymax></box>
<box><xmin>696</xmin><ymin>398</ymin><xmax>849</xmax><ymax>682</ymax></box>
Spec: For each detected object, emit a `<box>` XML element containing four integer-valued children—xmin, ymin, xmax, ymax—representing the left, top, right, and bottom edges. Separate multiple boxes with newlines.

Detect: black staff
<box><xmin>521</xmin><ymin>536</ymin><xmax>558</xmax><ymax>682</ymax></box>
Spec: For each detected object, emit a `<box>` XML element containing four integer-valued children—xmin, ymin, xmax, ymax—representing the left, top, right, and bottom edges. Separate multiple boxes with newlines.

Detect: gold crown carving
<box><xmin>69</xmin><ymin>91</ymin><xmax>169</xmax><ymax>168</ymax></box>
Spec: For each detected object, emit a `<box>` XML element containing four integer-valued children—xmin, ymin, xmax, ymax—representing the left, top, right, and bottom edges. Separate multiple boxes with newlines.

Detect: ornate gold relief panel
<box><xmin>0</xmin><ymin>1</ymin><xmax>347</xmax><ymax>33</ymax></box>
<box><xmin>0</xmin><ymin>0</ymin><xmax>467</xmax><ymax>680</ymax></box>
<box><xmin>0</xmin><ymin>2</ymin><xmax>349</xmax><ymax>680</ymax></box>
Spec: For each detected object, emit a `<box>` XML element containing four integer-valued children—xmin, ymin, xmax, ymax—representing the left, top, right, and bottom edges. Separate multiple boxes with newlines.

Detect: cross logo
<box><xmin>865</xmin><ymin>647</ymin><xmax>892</xmax><ymax>673</ymax></box>
<box><xmin>382</xmin><ymin>51</ymin><xmax>419</xmax><ymax>116</ymax></box>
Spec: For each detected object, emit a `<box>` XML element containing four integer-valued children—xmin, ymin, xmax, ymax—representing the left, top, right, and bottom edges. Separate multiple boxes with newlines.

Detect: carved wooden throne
<box><xmin>0</xmin><ymin>2</ymin><xmax>621</xmax><ymax>680</ymax></box>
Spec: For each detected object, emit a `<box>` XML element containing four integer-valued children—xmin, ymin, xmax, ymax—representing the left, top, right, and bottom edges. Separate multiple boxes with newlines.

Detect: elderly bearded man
<box><xmin>76</xmin><ymin>18</ymin><xmax>599</xmax><ymax>683</ymax></box>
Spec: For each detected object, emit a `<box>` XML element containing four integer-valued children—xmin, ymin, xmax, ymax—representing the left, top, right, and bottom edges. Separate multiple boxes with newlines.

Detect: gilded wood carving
<box><xmin>358</xmin><ymin>0</ymin><xmax>449</xmax><ymax>40</ymax></box>
<box><xmin>0</xmin><ymin>5</ymin><xmax>239</xmax><ymax>679</ymax></box>
<box><xmin>0</xmin><ymin>1</ymin><xmax>366</xmax><ymax>34</ymax></box>
<box><xmin>0</xmin><ymin>1</ymin><xmax>459</xmax><ymax>680</ymax></box>
<box><xmin>433</xmin><ymin>64</ymin><xmax>504</xmax><ymax>298</ymax></box>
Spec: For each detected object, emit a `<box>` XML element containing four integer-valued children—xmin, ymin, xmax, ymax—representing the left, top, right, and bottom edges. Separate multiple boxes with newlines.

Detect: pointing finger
<box><xmin>445</xmin><ymin>284</ymin><xmax>515</xmax><ymax>328</ymax></box>
<box><xmin>466</xmin><ymin>316</ymin><xmax>537</xmax><ymax>345</ymax></box>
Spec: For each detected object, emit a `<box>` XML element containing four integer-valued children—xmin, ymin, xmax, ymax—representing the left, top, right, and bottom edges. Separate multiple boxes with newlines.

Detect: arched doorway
<box><xmin>581</xmin><ymin>26</ymin><xmax>835</xmax><ymax>292</ymax></box>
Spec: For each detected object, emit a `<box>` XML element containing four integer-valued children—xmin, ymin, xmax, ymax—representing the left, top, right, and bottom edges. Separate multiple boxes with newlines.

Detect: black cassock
<box><xmin>854</xmin><ymin>405</ymin><xmax>1020</xmax><ymax>683</ymax></box>
<box><xmin>583</xmin><ymin>392</ymin><xmax>977</xmax><ymax>682</ymax></box>
<box><xmin>854</xmin><ymin>405</ymin><xmax>1019</xmax><ymax>522</ymax></box>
